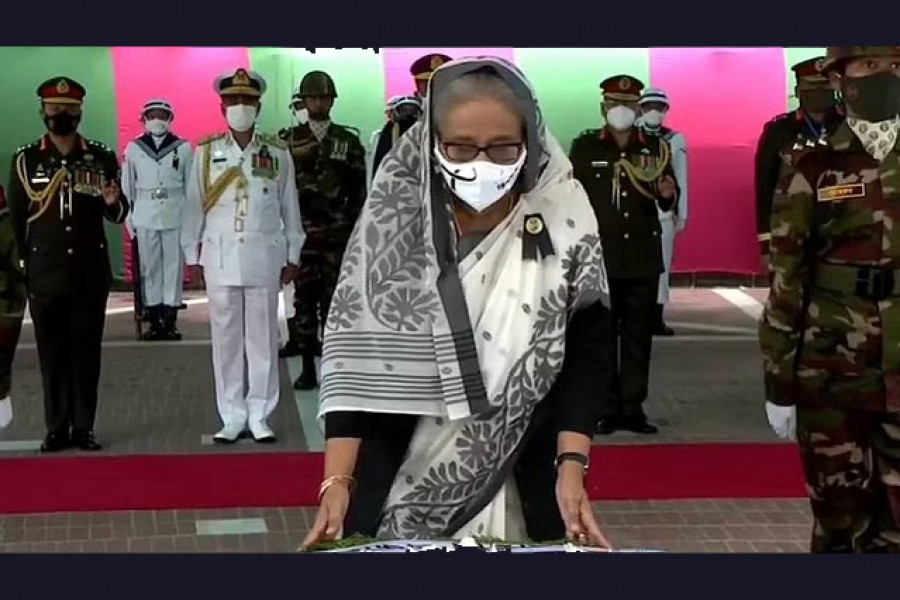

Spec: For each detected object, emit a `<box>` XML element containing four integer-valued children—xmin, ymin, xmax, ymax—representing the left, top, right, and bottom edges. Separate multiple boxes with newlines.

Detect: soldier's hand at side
<box><xmin>0</xmin><ymin>396</ymin><xmax>12</xmax><ymax>429</ymax></box>
<box><xmin>188</xmin><ymin>265</ymin><xmax>205</xmax><ymax>289</ymax></box>
<box><xmin>658</xmin><ymin>175</ymin><xmax>677</xmax><ymax>200</ymax></box>
<box><xmin>281</xmin><ymin>263</ymin><xmax>300</xmax><ymax>286</ymax></box>
<box><xmin>765</xmin><ymin>402</ymin><xmax>796</xmax><ymax>441</ymax></box>
<box><xmin>102</xmin><ymin>180</ymin><xmax>120</xmax><ymax>206</ymax></box>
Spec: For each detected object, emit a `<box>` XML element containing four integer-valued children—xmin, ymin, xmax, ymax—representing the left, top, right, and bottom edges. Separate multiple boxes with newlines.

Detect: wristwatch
<box><xmin>554</xmin><ymin>452</ymin><xmax>589</xmax><ymax>472</ymax></box>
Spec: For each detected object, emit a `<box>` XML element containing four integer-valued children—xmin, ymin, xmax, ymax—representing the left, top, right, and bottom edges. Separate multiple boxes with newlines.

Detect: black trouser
<box><xmin>30</xmin><ymin>291</ymin><xmax>109</xmax><ymax>434</ymax></box>
<box><xmin>605</xmin><ymin>276</ymin><xmax>657</xmax><ymax>419</ymax></box>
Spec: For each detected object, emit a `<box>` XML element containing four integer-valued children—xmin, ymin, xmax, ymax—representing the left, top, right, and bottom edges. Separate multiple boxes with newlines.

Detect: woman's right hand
<box><xmin>299</xmin><ymin>484</ymin><xmax>351</xmax><ymax>550</ymax></box>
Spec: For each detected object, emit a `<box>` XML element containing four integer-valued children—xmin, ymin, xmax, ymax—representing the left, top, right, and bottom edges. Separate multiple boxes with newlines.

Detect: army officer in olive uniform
<box><xmin>754</xmin><ymin>56</ymin><xmax>844</xmax><ymax>263</ymax></box>
<box><xmin>570</xmin><ymin>75</ymin><xmax>678</xmax><ymax>436</ymax></box>
<box><xmin>6</xmin><ymin>76</ymin><xmax>130</xmax><ymax>452</ymax></box>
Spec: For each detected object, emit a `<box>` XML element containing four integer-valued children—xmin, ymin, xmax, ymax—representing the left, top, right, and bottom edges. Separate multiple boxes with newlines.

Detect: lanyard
<box><xmin>803</xmin><ymin>112</ymin><xmax>823</xmax><ymax>140</ymax></box>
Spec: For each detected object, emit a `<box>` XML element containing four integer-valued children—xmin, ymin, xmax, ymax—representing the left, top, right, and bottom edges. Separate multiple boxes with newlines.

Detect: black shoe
<box><xmin>622</xmin><ymin>416</ymin><xmax>658</xmax><ymax>435</ymax></box>
<box><xmin>293</xmin><ymin>372</ymin><xmax>318</xmax><ymax>390</ymax></box>
<box><xmin>597</xmin><ymin>416</ymin><xmax>620</xmax><ymax>435</ymax></box>
<box><xmin>40</xmin><ymin>432</ymin><xmax>71</xmax><ymax>453</ymax></box>
<box><xmin>279</xmin><ymin>342</ymin><xmax>302</xmax><ymax>358</ymax></box>
<box><xmin>142</xmin><ymin>325</ymin><xmax>165</xmax><ymax>341</ymax></box>
<box><xmin>653</xmin><ymin>323</ymin><xmax>674</xmax><ymax>336</ymax></box>
<box><xmin>72</xmin><ymin>429</ymin><xmax>103</xmax><ymax>451</ymax></box>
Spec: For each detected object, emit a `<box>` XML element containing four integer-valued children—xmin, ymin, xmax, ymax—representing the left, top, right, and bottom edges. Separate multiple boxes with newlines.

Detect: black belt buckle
<box><xmin>855</xmin><ymin>267</ymin><xmax>896</xmax><ymax>300</ymax></box>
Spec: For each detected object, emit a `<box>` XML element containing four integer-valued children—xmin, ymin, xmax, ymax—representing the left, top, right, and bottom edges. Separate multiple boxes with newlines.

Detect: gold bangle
<box><xmin>318</xmin><ymin>475</ymin><xmax>356</xmax><ymax>501</ymax></box>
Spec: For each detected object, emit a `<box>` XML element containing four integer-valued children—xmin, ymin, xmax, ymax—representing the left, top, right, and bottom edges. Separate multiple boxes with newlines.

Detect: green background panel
<box><xmin>0</xmin><ymin>46</ymin><xmax>123</xmax><ymax>278</ymax></box>
<box><xmin>513</xmin><ymin>48</ymin><xmax>651</xmax><ymax>154</ymax></box>
<box><xmin>783</xmin><ymin>47</ymin><xmax>828</xmax><ymax>111</ymax></box>
<box><xmin>248</xmin><ymin>48</ymin><xmax>386</xmax><ymax>147</ymax></box>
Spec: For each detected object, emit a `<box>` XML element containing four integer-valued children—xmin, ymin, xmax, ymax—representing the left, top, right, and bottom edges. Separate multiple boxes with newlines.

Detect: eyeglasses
<box><xmin>440</xmin><ymin>142</ymin><xmax>524</xmax><ymax>165</ymax></box>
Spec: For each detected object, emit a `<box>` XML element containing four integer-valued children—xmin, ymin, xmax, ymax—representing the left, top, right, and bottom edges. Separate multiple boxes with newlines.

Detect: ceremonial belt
<box><xmin>201</xmin><ymin>146</ymin><xmax>246</xmax><ymax>214</ymax></box>
<box><xmin>816</xmin><ymin>263</ymin><xmax>900</xmax><ymax>301</ymax></box>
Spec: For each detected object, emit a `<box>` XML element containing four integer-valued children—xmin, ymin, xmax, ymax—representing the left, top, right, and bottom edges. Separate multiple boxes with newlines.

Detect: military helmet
<box><xmin>822</xmin><ymin>46</ymin><xmax>900</xmax><ymax>74</ymax></box>
<box><xmin>298</xmin><ymin>70</ymin><xmax>338</xmax><ymax>98</ymax></box>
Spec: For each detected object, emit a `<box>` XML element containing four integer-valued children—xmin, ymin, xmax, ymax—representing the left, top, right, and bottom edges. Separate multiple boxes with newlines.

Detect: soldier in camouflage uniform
<box><xmin>277</xmin><ymin>70</ymin><xmax>367</xmax><ymax>390</ymax></box>
<box><xmin>0</xmin><ymin>184</ymin><xmax>25</xmax><ymax>429</ymax></box>
<box><xmin>759</xmin><ymin>46</ymin><xmax>900</xmax><ymax>552</ymax></box>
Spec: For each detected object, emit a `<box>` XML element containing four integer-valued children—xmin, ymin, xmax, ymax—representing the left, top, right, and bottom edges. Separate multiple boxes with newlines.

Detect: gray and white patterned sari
<box><xmin>318</xmin><ymin>56</ymin><xmax>609</xmax><ymax>540</ymax></box>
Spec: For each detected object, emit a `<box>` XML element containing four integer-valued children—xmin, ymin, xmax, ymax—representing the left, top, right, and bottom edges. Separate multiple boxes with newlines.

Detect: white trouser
<box><xmin>658</xmin><ymin>217</ymin><xmax>676</xmax><ymax>305</ymax></box>
<box><xmin>207</xmin><ymin>284</ymin><xmax>280</xmax><ymax>429</ymax></box>
<box><xmin>136</xmin><ymin>227</ymin><xmax>184</xmax><ymax>307</ymax></box>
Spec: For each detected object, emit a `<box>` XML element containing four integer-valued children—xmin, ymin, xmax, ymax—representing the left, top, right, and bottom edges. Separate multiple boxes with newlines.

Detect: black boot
<box><xmin>162</xmin><ymin>306</ymin><xmax>182</xmax><ymax>341</ymax></box>
<box><xmin>653</xmin><ymin>304</ymin><xmax>674</xmax><ymax>337</ymax></box>
<box><xmin>293</xmin><ymin>353</ymin><xmax>318</xmax><ymax>390</ymax></box>
<box><xmin>142</xmin><ymin>305</ymin><xmax>165</xmax><ymax>341</ymax></box>
<box><xmin>40</xmin><ymin>430</ymin><xmax>71</xmax><ymax>453</ymax></box>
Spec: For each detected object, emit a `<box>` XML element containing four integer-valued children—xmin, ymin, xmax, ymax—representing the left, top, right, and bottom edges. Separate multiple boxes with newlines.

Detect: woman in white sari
<box><xmin>302</xmin><ymin>57</ymin><xmax>613</xmax><ymax>547</ymax></box>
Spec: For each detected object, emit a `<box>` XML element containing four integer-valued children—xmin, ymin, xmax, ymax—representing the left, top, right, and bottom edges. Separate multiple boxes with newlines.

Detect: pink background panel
<box><xmin>111</xmin><ymin>47</ymin><xmax>251</xmax><ymax>283</ymax></box>
<box><xmin>649</xmin><ymin>47</ymin><xmax>786</xmax><ymax>275</ymax></box>
<box><xmin>380</xmin><ymin>47</ymin><xmax>516</xmax><ymax>101</ymax></box>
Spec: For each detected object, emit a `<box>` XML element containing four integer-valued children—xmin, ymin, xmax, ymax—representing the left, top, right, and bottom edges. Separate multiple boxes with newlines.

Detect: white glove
<box><xmin>675</xmin><ymin>218</ymin><xmax>687</xmax><ymax>232</ymax></box>
<box><xmin>0</xmin><ymin>396</ymin><xmax>12</xmax><ymax>429</ymax></box>
<box><xmin>765</xmin><ymin>401</ymin><xmax>796</xmax><ymax>441</ymax></box>
<box><xmin>125</xmin><ymin>220</ymin><xmax>135</xmax><ymax>238</ymax></box>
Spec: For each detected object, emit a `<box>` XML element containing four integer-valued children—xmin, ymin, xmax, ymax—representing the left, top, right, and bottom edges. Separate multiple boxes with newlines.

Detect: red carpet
<box><xmin>0</xmin><ymin>444</ymin><xmax>806</xmax><ymax>515</ymax></box>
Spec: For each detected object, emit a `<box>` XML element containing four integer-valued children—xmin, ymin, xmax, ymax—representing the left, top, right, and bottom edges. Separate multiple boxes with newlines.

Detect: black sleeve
<box><xmin>102</xmin><ymin>150</ymin><xmax>129</xmax><ymax>224</ymax></box>
<box><xmin>655</xmin><ymin>156</ymin><xmax>677</xmax><ymax>213</ymax></box>
<box><xmin>6</xmin><ymin>154</ymin><xmax>29</xmax><ymax>257</ymax></box>
<box><xmin>547</xmin><ymin>299</ymin><xmax>612</xmax><ymax>437</ymax></box>
<box><xmin>371</xmin><ymin>124</ymin><xmax>392</xmax><ymax>182</ymax></box>
<box><xmin>754</xmin><ymin>121</ymin><xmax>782</xmax><ymax>254</ymax></box>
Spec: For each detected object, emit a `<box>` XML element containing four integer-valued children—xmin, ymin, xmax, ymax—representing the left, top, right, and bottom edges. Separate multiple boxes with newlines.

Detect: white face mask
<box><xmin>606</xmin><ymin>105</ymin><xmax>637</xmax><ymax>131</ymax></box>
<box><xmin>226</xmin><ymin>104</ymin><xmax>258</xmax><ymax>132</ymax></box>
<box><xmin>434</xmin><ymin>146</ymin><xmax>528</xmax><ymax>213</ymax></box>
<box><xmin>293</xmin><ymin>108</ymin><xmax>309</xmax><ymax>125</ymax></box>
<box><xmin>641</xmin><ymin>109</ymin><xmax>665</xmax><ymax>129</ymax></box>
<box><xmin>144</xmin><ymin>118</ymin><xmax>170</xmax><ymax>137</ymax></box>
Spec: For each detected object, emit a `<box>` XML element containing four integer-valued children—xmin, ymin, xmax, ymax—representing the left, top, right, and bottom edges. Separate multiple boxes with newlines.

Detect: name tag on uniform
<box><xmin>591</xmin><ymin>161</ymin><xmax>609</xmax><ymax>169</ymax></box>
<box><xmin>30</xmin><ymin>176</ymin><xmax>50</xmax><ymax>184</ymax></box>
<box><xmin>151</xmin><ymin>188</ymin><xmax>169</xmax><ymax>200</ymax></box>
<box><xmin>212</xmin><ymin>157</ymin><xmax>227</xmax><ymax>164</ymax></box>
<box><xmin>818</xmin><ymin>184</ymin><xmax>865</xmax><ymax>203</ymax></box>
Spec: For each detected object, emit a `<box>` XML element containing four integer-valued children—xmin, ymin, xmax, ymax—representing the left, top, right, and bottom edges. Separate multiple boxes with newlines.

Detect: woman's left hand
<box><xmin>556</xmin><ymin>462</ymin><xmax>611</xmax><ymax>548</ymax></box>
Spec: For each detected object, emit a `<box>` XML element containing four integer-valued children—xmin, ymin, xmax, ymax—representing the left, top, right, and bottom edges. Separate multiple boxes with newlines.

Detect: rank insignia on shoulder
<box><xmin>198</xmin><ymin>132</ymin><xmax>227</xmax><ymax>146</ymax></box>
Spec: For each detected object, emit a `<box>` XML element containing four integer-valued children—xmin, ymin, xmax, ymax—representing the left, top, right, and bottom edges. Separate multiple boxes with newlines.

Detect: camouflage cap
<box><xmin>298</xmin><ymin>71</ymin><xmax>338</xmax><ymax>98</ymax></box>
<box><xmin>822</xmin><ymin>46</ymin><xmax>900</xmax><ymax>74</ymax></box>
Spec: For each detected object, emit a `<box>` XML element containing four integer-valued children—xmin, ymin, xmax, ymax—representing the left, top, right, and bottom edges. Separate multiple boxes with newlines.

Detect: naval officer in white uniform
<box><xmin>638</xmin><ymin>88</ymin><xmax>688</xmax><ymax>336</ymax></box>
<box><xmin>182</xmin><ymin>68</ymin><xmax>305</xmax><ymax>444</ymax></box>
<box><xmin>122</xmin><ymin>99</ymin><xmax>193</xmax><ymax>340</ymax></box>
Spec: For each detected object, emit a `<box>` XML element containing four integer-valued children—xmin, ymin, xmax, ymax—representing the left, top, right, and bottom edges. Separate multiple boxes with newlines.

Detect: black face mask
<box><xmin>798</xmin><ymin>89</ymin><xmax>837</xmax><ymax>114</ymax></box>
<box><xmin>392</xmin><ymin>106</ymin><xmax>421</xmax><ymax>124</ymax></box>
<box><xmin>44</xmin><ymin>112</ymin><xmax>80</xmax><ymax>136</ymax></box>
<box><xmin>841</xmin><ymin>71</ymin><xmax>900</xmax><ymax>122</ymax></box>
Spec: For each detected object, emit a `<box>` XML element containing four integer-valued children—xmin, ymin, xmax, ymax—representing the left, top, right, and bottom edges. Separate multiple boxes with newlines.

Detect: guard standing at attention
<box><xmin>754</xmin><ymin>56</ymin><xmax>844</xmax><ymax>265</ymax></box>
<box><xmin>0</xmin><ymin>183</ymin><xmax>26</xmax><ymax>430</ymax></box>
<box><xmin>760</xmin><ymin>46</ymin><xmax>900</xmax><ymax>553</ymax></box>
<box><xmin>122</xmin><ymin>99</ymin><xmax>193</xmax><ymax>340</ymax></box>
<box><xmin>370</xmin><ymin>52</ymin><xmax>450</xmax><ymax>176</ymax></box>
<box><xmin>638</xmin><ymin>87</ymin><xmax>689</xmax><ymax>336</ymax></box>
<box><xmin>6</xmin><ymin>76</ymin><xmax>130</xmax><ymax>452</ymax></box>
<box><xmin>569</xmin><ymin>75</ymin><xmax>679</xmax><ymax>436</ymax></box>
<box><xmin>277</xmin><ymin>70</ymin><xmax>367</xmax><ymax>391</ymax></box>
<box><xmin>183</xmin><ymin>68</ymin><xmax>304</xmax><ymax>444</ymax></box>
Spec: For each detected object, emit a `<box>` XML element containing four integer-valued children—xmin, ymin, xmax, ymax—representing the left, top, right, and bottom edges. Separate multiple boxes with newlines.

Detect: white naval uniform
<box><xmin>182</xmin><ymin>131</ymin><xmax>304</xmax><ymax>430</ymax></box>
<box><xmin>657</xmin><ymin>130</ymin><xmax>688</xmax><ymax>305</ymax></box>
<box><xmin>122</xmin><ymin>134</ymin><xmax>193</xmax><ymax>307</ymax></box>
